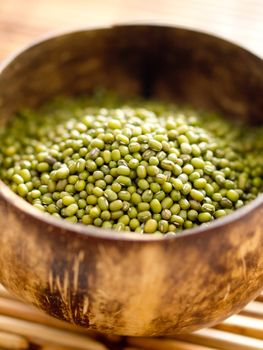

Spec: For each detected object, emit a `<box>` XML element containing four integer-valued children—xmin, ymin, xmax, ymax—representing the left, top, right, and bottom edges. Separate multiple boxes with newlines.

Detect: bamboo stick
<box><xmin>176</xmin><ymin>328</ymin><xmax>263</xmax><ymax>350</ymax></box>
<box><xmin>216</xmin><ymin>314</ymin><xmax>263</xmax><ymax>339</ymax></box>
<box><xmin>0</xmin><ymin>296</ymin><xmax>96</xmax><ymax>336</ymax></box>
<box><xmin>0</xmin><ymin>315</ymin><xmax>107</xmax><ymax>350</ymax></box>
<box><xmin>241</xmin><ymin>301</ymin><xmax>263</xmax><ymax>319</ymax></box>
<box><xmin>128</xmin><ymin>337</ymin><xmax>219</xmax><ymax>350</ymax></box>
<box><xmin>0</xmin><ymin>331</ymin><xmax>28</xmax><ymax>350</ymax></box>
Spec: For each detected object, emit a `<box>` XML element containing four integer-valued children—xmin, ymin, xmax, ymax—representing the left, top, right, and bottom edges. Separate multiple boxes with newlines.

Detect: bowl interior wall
<box><xmin>0</xmin><ymin>26</ymin><xmax>262</xmax><ymax>127</ymax></box>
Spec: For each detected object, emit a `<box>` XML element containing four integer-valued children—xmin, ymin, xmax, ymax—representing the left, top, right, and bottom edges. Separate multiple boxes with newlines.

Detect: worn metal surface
<box><xmin>0</xmin><ymin>25</ymin><xmax>263</xmax><ymax>336</ymax></box>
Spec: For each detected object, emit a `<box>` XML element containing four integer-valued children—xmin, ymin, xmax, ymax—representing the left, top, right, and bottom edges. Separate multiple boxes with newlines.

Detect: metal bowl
<box><xmin>0</xmin><ymin>25</ymin><xmax>263</xmax><ymax>336</ymax></box>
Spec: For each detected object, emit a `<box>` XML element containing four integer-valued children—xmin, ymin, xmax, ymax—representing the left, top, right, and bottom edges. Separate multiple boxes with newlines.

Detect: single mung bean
<box><xmin>137</xmin><ymin>211</ymin><xmax>151</xmax><ymax>222</ymax></box>
<box><xmin>190</xmin><ymin>189</ymin><xmax>205</xmax><ymax>202</ymax></box>
<box><xmin>116</xmin><ymin>176</ymin><xmax>131</xmax><ymax>187</ymax></box>
<box><xmin>226</xmin><ymin>189</ymin><xmax>239</xmax><ymax>202</ymax></box>
<box><xmin>159</xmin><ymin>220</ymin><xmax>169</xmax><ymax>233</ymax></box>
<box><xmin>162</xmin><ymin>209</ymin><xmax>171</xmax><ymax>220</ymax></box>
<box><xmin>198</xmin><ymin>212</ymin><xmax>212</xmax><ymax>223</ymax></box>
<box><xmin>64</xmin><ymin>203</ymin><xmax>78</xmax><ymax>217</ymax></box>
<box><xmin>62</xmin><ymin>195</ymin><xmax>76</xmax><ymax>206</ymax></box>
<box><xmin>138</xmin><ymin>202</ymin><xmax>150</xmax><ymax>212</ymax></box>
<box><xmin>144</xmin><ymin>219</ymin><xmax>158</xmax><ymax>233</ymax></box>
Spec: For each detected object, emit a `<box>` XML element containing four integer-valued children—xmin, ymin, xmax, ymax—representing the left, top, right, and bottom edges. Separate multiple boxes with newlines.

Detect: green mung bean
<box><xmin>1</xmin><ymin>91</ymin><xmax>262</xmax><ymax>235</ymax></box>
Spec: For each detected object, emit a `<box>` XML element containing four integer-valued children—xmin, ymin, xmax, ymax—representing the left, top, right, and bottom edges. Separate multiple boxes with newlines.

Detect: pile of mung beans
<box><xmin>0</xmin><ymin>92</ymin><xmax>262</xmax><ymax>235</ymax></box>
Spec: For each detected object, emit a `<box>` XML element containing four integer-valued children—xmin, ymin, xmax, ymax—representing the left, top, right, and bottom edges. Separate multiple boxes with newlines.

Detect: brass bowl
<box><xmin>0</xmin><ymin>25</ymin><xmax>263</xmax><ymax>336</ymax></box>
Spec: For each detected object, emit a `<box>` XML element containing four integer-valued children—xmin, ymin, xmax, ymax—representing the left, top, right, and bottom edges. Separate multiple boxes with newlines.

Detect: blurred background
<box><xmin>0</xmin><ymin>0</ymin><xmax>263</xmax><ymax>61</ymax></box>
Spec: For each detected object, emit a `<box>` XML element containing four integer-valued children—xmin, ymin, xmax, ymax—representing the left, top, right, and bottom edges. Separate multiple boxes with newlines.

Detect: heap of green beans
<box><xmin>0</xmin><ymin>92</ymin><xmax>262</xmax><ymax>235</ymax></box>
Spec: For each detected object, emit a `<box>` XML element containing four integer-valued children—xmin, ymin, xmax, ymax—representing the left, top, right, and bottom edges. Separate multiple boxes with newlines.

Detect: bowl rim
<box><xmin>0</xmin><ymin>23</ymin><xmax>262</xmax><ymax>242</ymax></box>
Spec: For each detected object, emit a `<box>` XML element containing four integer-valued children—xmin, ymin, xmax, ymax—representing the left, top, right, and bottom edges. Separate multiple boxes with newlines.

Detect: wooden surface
<box><xmin>1</xmin><ymin>285</ymin><xmax>263</xmax><ymax>349</ymax></box>
<box><xmin>0</xmin><ymin>0</ymin><xmax>263</xmax><ymax>62</ymax></box>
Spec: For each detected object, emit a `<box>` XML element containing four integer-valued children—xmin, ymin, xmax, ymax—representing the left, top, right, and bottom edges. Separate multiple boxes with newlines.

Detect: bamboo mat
<box><xmin>1</xmin><ymin>285</ymin><xmax>263</xmax><ymax>350</ymax></box>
